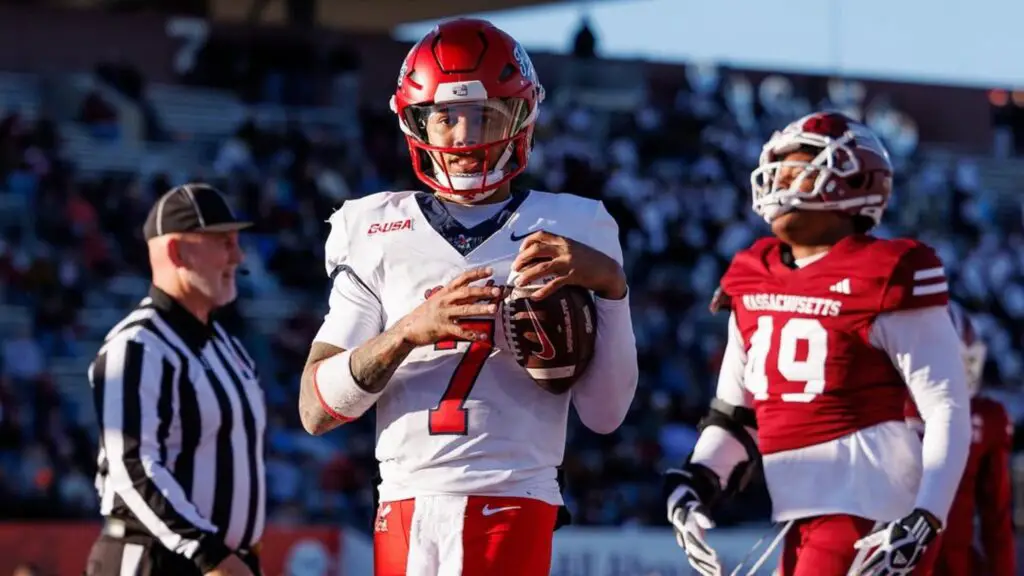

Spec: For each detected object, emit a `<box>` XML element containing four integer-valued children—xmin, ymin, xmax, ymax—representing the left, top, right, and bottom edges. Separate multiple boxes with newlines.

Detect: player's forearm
<box><xmin>348</xmin><ymin>326</ymin><xmax>416</xmax><ymax>393</ymax></box>
<box><xmin>299</xmin><ymin>342</ymin><xmax>348</xmax><ymax>435</ymax></box>
<box><xmin>871</xmin><ymin>307</ymin><xmax>972</xmax><ymax>524</ymax></box>
<box><xmin>299</xmin><ymin>329</ymin><xmax>414</xmax><ymax>435</ymax></box>
<box><xmin>570</xmin><ymin>294</ymin><xmax>638</xmax><ymax>434</ymax></box>
<box><xmin>911</xmin><ymin>373</ymin><xmax>971</xmax><ymax>524</ymax></box>
<box><xmin>915</xmin><ymin>400</ymin><xmax>971</xmax><ymax>524</ymax></box>
<box><xmin>688</xmin><ymin>311</ymin><xmax>758</xmax><ymax>485</ymax></box>
<box><xmin>689</xmin><ymin>426</ymin><xmax>755</xmax><ymax>487</ymax></box>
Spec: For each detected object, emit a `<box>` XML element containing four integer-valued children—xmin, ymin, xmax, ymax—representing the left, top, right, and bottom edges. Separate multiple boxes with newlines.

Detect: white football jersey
<box><xmin>313</xmin><ymin>189</ymin><xmax>623</xmax><ymax>505</ymax></box>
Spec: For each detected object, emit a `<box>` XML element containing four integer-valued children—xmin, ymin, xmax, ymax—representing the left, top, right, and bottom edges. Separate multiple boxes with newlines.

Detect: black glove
<box><xmin>664</xmin><ymin>464</ymin><xmax>724</xmax><ymax>576</ymax></box>
<box><xmin>851</xmin><ymin>508</ymin><xmax>941</xmax><ymax>576</ymax></box>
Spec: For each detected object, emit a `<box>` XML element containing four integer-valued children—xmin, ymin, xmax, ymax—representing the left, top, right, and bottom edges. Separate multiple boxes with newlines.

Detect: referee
<box><xmin>85</xmin><ymin>184</ymin><xmax>267</xmax><ymax>576</ymax></box>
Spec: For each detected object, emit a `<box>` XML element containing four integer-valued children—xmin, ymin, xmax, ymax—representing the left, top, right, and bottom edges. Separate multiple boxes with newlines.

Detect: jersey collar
<box><xmin>773</xmin><ymin>234</ymin><xmax>871</xmax><ymax>274</ymax></box>
<box><xmin>415</xmin><ymin>188</ymin><xmax>530</xmax><ymax>257</ymax></box>
<box><xmin>148</xmin><ymin>285</ymin><xmax>213</xmax><ymax>352</ymax></box>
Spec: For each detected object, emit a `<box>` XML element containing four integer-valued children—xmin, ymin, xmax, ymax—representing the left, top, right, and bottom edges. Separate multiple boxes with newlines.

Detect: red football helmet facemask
<box><xmin>390</xmin><ymin>18</ymin><xmax>545</xmax><ymax>202</ymax></box>
<box><xmin>949</xmin><ymin>302</ymin><xmax>986</xmax><ymax>397</ymax></box>
<box><xmin>750</xmin><ymin>111</ymin><xmax>894</xmax><ymax>227</ymax></box>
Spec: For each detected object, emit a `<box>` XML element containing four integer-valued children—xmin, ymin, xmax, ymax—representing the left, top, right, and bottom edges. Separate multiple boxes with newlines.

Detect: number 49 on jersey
<box><xmin>745</xmin><ymin>316</ymin><xmax>829</xmax><ymax>403</ymax></box>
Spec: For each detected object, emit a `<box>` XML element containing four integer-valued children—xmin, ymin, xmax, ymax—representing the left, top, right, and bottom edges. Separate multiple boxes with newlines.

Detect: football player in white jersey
<box><xmin>296</xmin><ymin>18</ymin><xmax>639</xmax><ymax>576</ymax></box>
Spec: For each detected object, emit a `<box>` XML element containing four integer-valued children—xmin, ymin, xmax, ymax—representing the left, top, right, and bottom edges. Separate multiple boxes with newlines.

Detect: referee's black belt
<box><xmin>101</xmin><ymin>517</ymin><xmax>261</xmax><ymax>557</ymax></box>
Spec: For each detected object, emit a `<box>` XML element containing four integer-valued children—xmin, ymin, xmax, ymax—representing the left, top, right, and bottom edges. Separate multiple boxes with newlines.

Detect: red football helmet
<box><xmin>750</xmin><ymin>111</ymin><xmax>893</xmax><ymax>227</ymax></box>
<box><xmin>390</xmin><ymin>18</ymin><xmax>545</xmax><ymax>202</ymax></box>
<box><xmin>949</xmin><ymin>301</ymin><xmax>986</xmax><ymax>397</ymax></box>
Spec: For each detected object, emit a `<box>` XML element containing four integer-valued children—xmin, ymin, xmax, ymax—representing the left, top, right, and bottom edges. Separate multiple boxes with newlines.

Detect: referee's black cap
<box><xmin>144</xmin><ymin>183</ymin><xmax>252</xmax><ymax>241</ymax></box>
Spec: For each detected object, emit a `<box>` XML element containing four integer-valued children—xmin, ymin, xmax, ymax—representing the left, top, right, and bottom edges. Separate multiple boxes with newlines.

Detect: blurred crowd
<box><xmin>1</xmin><ymin>43</ymin><xmax>1023</xmax><ymax>535</ymax></box>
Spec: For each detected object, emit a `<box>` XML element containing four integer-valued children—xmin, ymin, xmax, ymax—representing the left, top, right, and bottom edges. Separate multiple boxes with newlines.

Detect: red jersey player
<box><xmin>663</xmin><ymin>112</ymin><xmax>971</xmax><ymax>576</ymax></box>
<box><xmin>295</xmin><ymin>18</ymin><xmax>639</xmax><ymax>576</ymax></box>
<box><xmin>906</xmin><ymin>303</ymin><xmax>1016</xmax><ymax>576</ymax></box>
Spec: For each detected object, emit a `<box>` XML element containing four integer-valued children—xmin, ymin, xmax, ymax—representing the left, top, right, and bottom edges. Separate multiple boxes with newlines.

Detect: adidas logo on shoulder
<box><xmin>828</xmin><ymin>278</ymin><xmax>851</xmax><ymax>295</ymax></box>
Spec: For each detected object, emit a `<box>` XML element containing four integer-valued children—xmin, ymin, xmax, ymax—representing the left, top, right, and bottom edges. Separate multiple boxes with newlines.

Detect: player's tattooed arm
<box><xmin>299</xmin><ymin>267</ymin><xmax>498</xmax><ymax>435</ymax></box>
<box><xmin>347</xmin><ymin>327</ymin><xmax>416</xmax><ymax>394</ymax></box>
<box><xmin>299</xmin><ymin>330</ymin><xmax>416</xmax><ymax>434</ymax></box>
<box><xmin>299</xmin><ymin>341</ymin><xmax>348</xmax><ymax>435</ymax></box>
<box><xmin>338</xmin><ymin>267</ymin><xmax>495</xmax><ymax>395</ymax></box>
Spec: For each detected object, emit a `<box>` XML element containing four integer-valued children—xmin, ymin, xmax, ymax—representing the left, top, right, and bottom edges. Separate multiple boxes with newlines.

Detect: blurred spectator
<box><xmin>95</xmin><ymin>56</ymin><xmax>144</xmax><ymax>101</ymax></box>
<box><xmin>1</xmin><ymin>325</ymin><xmax>43</xmax><ymax>384</ymax></box>
<box><xmin>76</xmin><ymin>91</ymin><xmax>119</xmax><ymax>141</ymax></box>
<box><xmin>572</xmin><ymin>16</ymin><xmax>597</xmax><ymax>59</ymax></box>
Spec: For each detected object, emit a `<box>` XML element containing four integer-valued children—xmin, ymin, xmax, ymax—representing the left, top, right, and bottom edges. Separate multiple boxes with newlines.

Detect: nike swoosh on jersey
<box><xmin>481</xmin><ymin>505</ymin><xmax>522</xmax><ymax>516</ymax></box>
<box><xmin>510</xmin><ymin>229</ymin><xmax>544</xmax><ymax>242</ymax></box>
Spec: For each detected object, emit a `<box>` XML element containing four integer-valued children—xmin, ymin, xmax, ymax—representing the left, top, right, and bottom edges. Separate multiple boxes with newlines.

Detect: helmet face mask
<box><xmin>399</xmin><ymin>96</ymin><xmax>533</xmax><ymax>200</ymax></box>
<box><xmin>750</xmin><ymin>112</ymin><xmax>893</xmax><ymax>227</ymax></box>
<box><xmin>391</xmin><ymin>19</ymin><xmax>545</xmax><ymax>203</ymax></box>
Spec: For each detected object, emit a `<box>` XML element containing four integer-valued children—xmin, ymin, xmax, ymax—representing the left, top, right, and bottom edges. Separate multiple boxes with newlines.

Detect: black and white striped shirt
<box><xmin>89</xmin><ymin>286</ymin><xmax>266</xmax><ymax>571</ymax></box>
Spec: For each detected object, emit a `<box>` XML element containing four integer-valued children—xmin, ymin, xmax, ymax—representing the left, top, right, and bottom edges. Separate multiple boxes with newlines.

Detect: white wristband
<box><xmin>313</xmin><ymin>349</ymin><xmax>383</xmax><ymax>422</ymax></box>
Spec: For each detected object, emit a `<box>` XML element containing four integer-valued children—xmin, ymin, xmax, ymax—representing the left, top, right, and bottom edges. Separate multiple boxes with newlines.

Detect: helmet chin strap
<box><xmin>760</xmin><ymin>198</ymin><xmax>804</xmax><ymax>223</ymax></box>
<box><xmin>431</xmin><ymin>143</ymin><xmax>516</xmax><ymax>202</ymax></box>
<box><xmin>434</xmin><ymin>182</ymin><xmax>500</xmax><ymax>203</ymax></box>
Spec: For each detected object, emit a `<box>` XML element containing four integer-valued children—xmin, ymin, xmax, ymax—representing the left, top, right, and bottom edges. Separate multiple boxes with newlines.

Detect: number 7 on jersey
<box><xmin>429</xmin><ymin>319</ymin><xmax>495</xmax><ymax>434</ymax></box>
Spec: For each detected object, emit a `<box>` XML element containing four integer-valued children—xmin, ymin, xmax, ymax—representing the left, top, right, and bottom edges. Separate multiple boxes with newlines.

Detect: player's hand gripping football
<box><xmin>511</xmin><ymin>231</ymin><xmax>627</xmax><ymax>300</ymax></box>
<box><xmin>665</xmin><ymin>467</ymin><xmax>724</xmax><ymax>576</ymax></box>
<box><xmin>850</xmin><ymin>509</ymin><xmax>940</xmax><ymax>576</ymax></box>
<box><xmin>395</xmin><ymin>267</ymin><xmax>502</xmax><ymax>346</ymax></box>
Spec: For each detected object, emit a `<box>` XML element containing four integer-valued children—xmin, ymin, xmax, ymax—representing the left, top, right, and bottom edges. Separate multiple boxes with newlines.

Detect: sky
<box><xmin>394</xmin><ymin>0</ymin><xmax>1024</xmax><ymax>89</ymax></box>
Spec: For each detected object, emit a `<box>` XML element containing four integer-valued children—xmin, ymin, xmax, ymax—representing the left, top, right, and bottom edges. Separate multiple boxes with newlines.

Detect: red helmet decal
<box><xmin>802</xmin><ymin>113</ymin><xmax>849</xmax><ymax>139</ymax></box>
<box><xmin>432</xmin><ymin>27</ymin><xmax>487</xmax><ymax>73</ymax></box>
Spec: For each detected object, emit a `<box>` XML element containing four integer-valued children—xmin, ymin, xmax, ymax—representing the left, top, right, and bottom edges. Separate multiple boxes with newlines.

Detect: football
<box><xmin>500</xmin><ymin>282</ymin><xmax>598</xmax><ymax>394</ymax></box>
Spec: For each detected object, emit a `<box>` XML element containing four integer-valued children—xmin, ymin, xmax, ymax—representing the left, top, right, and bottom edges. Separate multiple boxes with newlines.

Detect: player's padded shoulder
<box><xmin>323</xmin><ymin>191</ymin><xmax>415</xmax><ymax>276</ymax></box>
<box><xmin>528</xmin><ymin>189</ymin><xmax>607</xmax><ymax>222</ymax></box>
<box><xmin>720</xmin><ymin>237</ymin><xmax>781</xmax><ymax>294</ymax></box>
<box><xmin>326</xmin><ymin>190</ymin><xmax>418</xmax><ymax>231</ymax></box>
<box><xmin>878</xmin><ymin>238</ymin><xmax>949</xmax><ymax>312</ymax></box>
<box><xmin>530</xmin><ymin>190</ymin><xmax>623</xmax><ymax>264</ymax></box>
<box><xmin>736</xmin><ymin>237</ymin><xmax>781</xmax><ymax>263</ymax></box>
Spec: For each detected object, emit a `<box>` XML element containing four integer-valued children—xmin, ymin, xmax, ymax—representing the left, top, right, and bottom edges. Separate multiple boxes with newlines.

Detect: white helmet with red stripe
<box><xmin>949</xmin><ymin>301</ymin><xmax>986</xmax><ymax>396</ymax></box>
<box><xmin>751</xmin><ymin>111</ymin><xmax>894</xmax><ymax>227</ymax></box>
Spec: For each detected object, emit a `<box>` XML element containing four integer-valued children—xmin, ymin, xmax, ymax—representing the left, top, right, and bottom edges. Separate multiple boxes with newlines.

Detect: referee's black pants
<box><xmin>85</xmin><ymin>531</ymin><xmax>261</xmax><ymax>575</ymax></box>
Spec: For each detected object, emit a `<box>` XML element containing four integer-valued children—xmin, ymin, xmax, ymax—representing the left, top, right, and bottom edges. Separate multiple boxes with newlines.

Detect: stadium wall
<box><xmin>2</xmin><ymin>523</ymin><xmax>1023</xmax><ymax>574</ymax></box>
<box><xmin>0</xmin><ymin>5</ymin><xmax>993</xmax><ymax>151</ymax></box>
